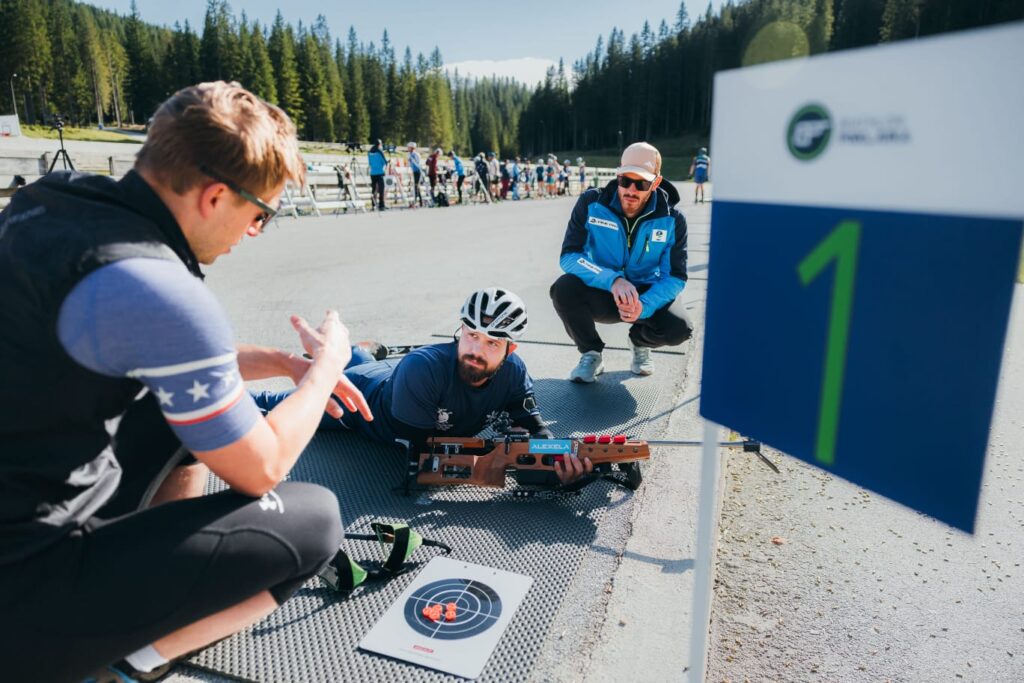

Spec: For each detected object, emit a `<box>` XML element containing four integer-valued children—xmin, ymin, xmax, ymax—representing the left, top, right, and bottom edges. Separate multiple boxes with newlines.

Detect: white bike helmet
<box><xmin>460</xmin><ymin>287</ymin><xmax>528</xmax><ymax>340</ymax></box>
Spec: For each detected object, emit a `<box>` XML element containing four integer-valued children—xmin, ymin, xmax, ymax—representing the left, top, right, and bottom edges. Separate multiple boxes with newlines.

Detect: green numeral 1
<box><xmin>797</xmin><ymin>220</ymin><xmax>861</xmax><ymax>466</ymax></box>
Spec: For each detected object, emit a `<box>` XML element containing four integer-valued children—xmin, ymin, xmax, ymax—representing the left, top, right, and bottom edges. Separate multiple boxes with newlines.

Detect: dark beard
<box><xmin>457</xmin><ymin>355</ymin><xmax>499</xmax><ymax>384</ymax></box>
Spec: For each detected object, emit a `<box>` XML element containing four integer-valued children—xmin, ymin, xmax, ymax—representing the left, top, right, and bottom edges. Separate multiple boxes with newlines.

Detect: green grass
<box><xmin>551</xmin><ymin>133</ymin><xmax>710</xmax><ymax>181</ymax></box>
<box><xmin>21</xmin><ymin>125</ymin><xmax>143</xmax><ymax>144</ymax></box>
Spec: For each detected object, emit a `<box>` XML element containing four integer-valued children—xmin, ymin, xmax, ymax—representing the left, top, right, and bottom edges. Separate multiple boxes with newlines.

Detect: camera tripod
<box><xmin>46</xmin><ymin>120</ymin><xmax>74</xmax><ymax>173</ymax></box>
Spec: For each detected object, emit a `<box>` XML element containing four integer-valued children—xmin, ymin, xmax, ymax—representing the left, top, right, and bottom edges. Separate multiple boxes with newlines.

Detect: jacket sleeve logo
<box><xmin>577</xmin><ymin>257</ymin><xmax>602</xmax><ymax>274</ymax></box>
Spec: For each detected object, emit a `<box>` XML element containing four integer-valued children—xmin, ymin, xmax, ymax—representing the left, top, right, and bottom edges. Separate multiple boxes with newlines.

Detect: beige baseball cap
<box><xmin>615</xmin><ymin>142</ymin><xmax>662</xmax><ymax>181</ymax></box>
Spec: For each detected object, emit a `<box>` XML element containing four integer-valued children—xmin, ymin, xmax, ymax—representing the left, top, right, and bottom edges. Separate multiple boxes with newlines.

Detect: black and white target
<box><xmin>403</xmin><ymin>578</ymin><xmax>502</xmax><ymax>640</ymax></box>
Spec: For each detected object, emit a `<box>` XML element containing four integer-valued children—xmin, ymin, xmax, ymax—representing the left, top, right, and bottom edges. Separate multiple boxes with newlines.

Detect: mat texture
<box><xmin>192</xmin><ymin>369</ymin><xmax>661</xmax><ymax>682</ymax></box>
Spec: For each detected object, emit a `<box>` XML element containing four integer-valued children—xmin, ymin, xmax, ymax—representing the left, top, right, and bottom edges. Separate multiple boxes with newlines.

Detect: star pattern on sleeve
<box><xmin>210</xmin><ymin>368</ymin><xmax>239</xmax><ymax>389</ymax></box>
<box><xmin>154</xmin><ymin>386</ymin><xmax>175</xmax><ymax>407</ymax></box>
<box><xmin>186</xmin><ymin>380</ymin><xmax>211</xmax><ymax>403</ymax></box>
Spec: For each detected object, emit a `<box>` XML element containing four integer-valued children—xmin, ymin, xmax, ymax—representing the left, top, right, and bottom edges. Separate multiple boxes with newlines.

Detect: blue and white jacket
<box><xmin>559</xmin><ymin>179</ymin><xmax>688</xmax><ymax>319</ymax></box>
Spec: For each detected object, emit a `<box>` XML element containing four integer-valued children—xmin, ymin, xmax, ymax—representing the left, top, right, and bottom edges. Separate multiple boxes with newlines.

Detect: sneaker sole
<box><xmin>631</xmin><ymin>367</ymin><xmax>654</xmax><ymax>376</ymax></box>
<box><xmin>570</xmin><ymin>366</ymin><xmax>604</xmax><ymax>383</ymax></box>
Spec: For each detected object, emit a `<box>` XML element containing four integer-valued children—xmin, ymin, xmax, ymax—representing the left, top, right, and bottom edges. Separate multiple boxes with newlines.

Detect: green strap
<box><xmin>372</xmin><ymin>523</ymin><xmax>422</xmax><ymax>573</ymax></box>
<box><xmin>320</xmin><ymin>549</ymin><xmax>368</xmax><ymax>591</ymax></box>
<box><xmin>319</xmin><ymin>522</ymin><xmax>451</xmax><ymax>592</ymax></box>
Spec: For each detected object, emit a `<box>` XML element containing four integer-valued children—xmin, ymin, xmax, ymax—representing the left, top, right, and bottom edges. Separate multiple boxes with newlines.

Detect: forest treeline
<box><xmin>0</xmin><ymin>0</ymin><xmax>528</xmax><ymax>155</ymax></box>
<box><xmin>519</xmin><ymin>0</ymin><xmax>1024</xmax><ymax>152</ymax></box>
<box><xmin>1</xmin><ymin>0</ymin><xmax>1021</xmax><ymax>157</ymax></box>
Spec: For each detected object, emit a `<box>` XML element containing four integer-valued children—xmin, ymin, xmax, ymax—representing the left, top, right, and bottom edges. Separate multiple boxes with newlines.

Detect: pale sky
<box><xmin>87</xmin><ymin>0</ymin><xmax>725</xmax><ymax>85</ymax></box>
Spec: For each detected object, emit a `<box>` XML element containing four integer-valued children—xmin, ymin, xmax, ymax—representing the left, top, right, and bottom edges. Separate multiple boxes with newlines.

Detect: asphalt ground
<box><xmin>160</xmin><ymin>189</ymin><xmax>716</xmax><ymax>682</ymax></box>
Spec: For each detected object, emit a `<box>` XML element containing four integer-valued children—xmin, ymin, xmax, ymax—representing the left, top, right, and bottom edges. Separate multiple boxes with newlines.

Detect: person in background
<box><xmin>500</xmin><ymin>160</ymin><xmax>511</xmax><ymax>200</ymax></box>
<box><xmin>487</xmin><ymin>152</ymin><xmax>501</xmax><ymax>202</ymax></box>
<box><xmin>407</xmin><ymin>142</ymin><xmax>423</xmax><ymax>207</ymax></box>
<box><xmin>510</xmin><ymin>158</ymin><xmax>521</xmax><ymax>200</ymax></box>
<box><xmin>474</xmin><ymin>153</ymin><xmax>493</xmax><ymax>204</ymax></box>
<box><xmin>426</xmin><ymin>148</ymin><xmax>441</xmax><ymax>196</ymax></box>
<box><xmin>689</xmin><ymin>146</ymin><xmax>711</xmax><ymax>204</ymax></box>
<box><xmin>368</xmin><ymin>139</ymin><xmax>388</xmax><ymax>211</ymax></box>
<box><xmin>448</xmin><ymin>150</ymin><xmax>466</xmax><ymax>204</ymax></box>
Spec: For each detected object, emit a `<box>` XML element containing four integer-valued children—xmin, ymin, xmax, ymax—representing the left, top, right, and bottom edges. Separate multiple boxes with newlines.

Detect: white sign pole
<box><xmin>688</xmin><ymin>418</ymin><xmax>722</xmax><ymax>682</ymax></box>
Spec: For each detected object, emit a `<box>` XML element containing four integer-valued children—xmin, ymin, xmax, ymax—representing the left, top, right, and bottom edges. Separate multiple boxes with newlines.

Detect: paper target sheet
<box><xmin>359</xmin><ymin>557</ymin><xmax>532</xmax><ymax>679</ymax></box>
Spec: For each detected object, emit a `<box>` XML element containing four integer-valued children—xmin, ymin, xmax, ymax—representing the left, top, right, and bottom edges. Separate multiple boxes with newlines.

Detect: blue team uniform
<box><xmin>253</xmin><ymin>342</ymin><xmax>539</xmax><ymax>446</ymax></box>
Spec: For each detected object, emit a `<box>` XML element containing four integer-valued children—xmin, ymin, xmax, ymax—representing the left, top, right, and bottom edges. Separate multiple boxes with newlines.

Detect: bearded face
<box><xmin>456</xmin><ymin>349</ymin><xmax>502</xmax><ymax>384</ymax></box>
<box><xmin>456</xmin><ymin>326</ymin><xmax>511</xmax><ymax>385</ymax></box>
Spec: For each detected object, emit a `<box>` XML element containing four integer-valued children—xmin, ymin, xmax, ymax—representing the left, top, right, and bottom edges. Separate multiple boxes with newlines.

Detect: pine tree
<box><xmin>363</xmin><ymin>33</ymin><xmax>389</xmax><ymax>141</ymax></box>
<box><xmin>334</xmin><ymin>39</ymin><xmax>351</xmax><ymax>142</ymax></box>
<box><xmin>76</xmin><ymin>8</ymin><xmax>111</xmax><ymax>125</ymax></box>
<box><xmin>268</xmin><ymin>13</ymin><xmax>303</xmax><ymax>130</ymax></box>
<box><xmin>199</xmin><ymin>0</ymin><xmax>240</xmax><ymax>81</ymax></box>
<box><xmin>169</xmin><ymin>21</ymin><xmax>202</xmax><ymax>91</ymax></box>
<box><xmin>675</xmin><ymin>0</ymin><xmax>691</xmax><ymax>32</ymax></box>
<box><xmin>880</xmin><ymin>0</ymin><xmax>924</xmax><ymax>41</ymax></box>
<box><xmin>398</xmin><ymin>48</ymin><xmax>418</xmax><ymax>145</ymax></box>
<box><xmin>0</xmin><ymin>0</ymin><xmax>53</xmax><ymax>121</ymax></box>
<box><xmin>311</xmin><ymin>17</ymin><xmax>345</xmax><ymax>142</ymax></box>
<box><xmin>47</xmin><ymin>0</ymin><xmax>84</xmax><ymax>122</ymax></box>
<box><xmin>248</xmin><ymin>22</ymin><xmax>277</xmax><ymax>103</ymax></box>
<box><xmin>808</xmin><ymin>0</ymin><xmax>836</xmax><ymax>52</ymax></box>
<box><xmin>123</xmin><ymin>0</ymin><xmax>160</xmax><ymax>122</ymax></box>
<box><xmin>381</xmin><ymin>31</ymin><xmax>404</xmax><ymax>143</ymax></box>
<box><xmin>346</xmin><ymin>28</ymin><xmax>371</xmax><ymax>143</ymax></box>
<box><xmin>103</xmin><ymin>28</ymin><xmax>129</xmax><ymax>127</ymax></box>
<box><xmin>238</xmin><ymin>16</ymin><xmax>255</xmax><ymax>90</ymax></box>
<box><xmin>296</xmin><ymin>31</ymin><xmax>333</xmax><ymax>141</ymax></box>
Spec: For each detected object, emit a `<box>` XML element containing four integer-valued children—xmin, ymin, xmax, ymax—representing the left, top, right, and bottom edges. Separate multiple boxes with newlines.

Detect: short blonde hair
<box><xmin>136</xmin><ymin>81</ymin><xmax>305</xmax><ymax>197</ymax></box>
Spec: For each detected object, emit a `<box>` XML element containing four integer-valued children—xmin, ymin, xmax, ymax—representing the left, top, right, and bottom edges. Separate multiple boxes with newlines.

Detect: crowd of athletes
<box><xmin>356</xmin><ymin>140</ymin><xmax>590</xmax><ymax>210</ymax></box>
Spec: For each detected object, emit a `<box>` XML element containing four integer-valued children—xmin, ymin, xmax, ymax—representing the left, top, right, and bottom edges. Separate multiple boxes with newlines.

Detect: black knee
<box><xmin>664</xmin><ymin>316</ymin><xmax>694</xmax><ymax>346</ymax></box>
<box><xmin>274</xmin><ymin>482</ymin><xmax>343</xmax><ymax>574</ymax></box>
<box><xmin>550</xmin><ymin>273</ymin><xmax>586</xmax><ymax>309</ymax></box>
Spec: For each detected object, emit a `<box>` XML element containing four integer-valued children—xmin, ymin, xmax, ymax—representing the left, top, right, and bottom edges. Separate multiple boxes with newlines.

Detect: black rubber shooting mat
<box><xmin>192</xmin><ymin>350</ymin><xmax>663</xmax><ymax>683</ymax></box>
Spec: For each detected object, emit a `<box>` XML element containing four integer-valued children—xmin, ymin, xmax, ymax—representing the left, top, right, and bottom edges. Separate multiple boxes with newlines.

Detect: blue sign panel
<box><xmin>701</xmin><ymin>201</ymin><xmax>1022</xmax><ymax>532</ymax></box>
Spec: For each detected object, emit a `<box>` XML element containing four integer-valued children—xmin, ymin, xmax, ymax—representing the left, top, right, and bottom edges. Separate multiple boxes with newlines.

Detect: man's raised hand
<box><xmin>290</xmin><ymin>312</ymin><xmax>373</xmax><ymax>422</ymax></box>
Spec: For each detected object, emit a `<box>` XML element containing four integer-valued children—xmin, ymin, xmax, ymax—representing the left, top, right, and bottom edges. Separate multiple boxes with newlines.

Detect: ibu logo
<box><xmin>787</xmin><ymin>104</ymin><xmax>832</xmax><ymax>161</ymax></box>
<box><xmin>529</xmin><ymin>439</ymin><xmax>573</xmax><ymax>455</ymax></box>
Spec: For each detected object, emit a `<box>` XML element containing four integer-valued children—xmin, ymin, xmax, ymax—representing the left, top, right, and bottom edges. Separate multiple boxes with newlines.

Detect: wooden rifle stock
<box><xmin>416</xmin><ymin>435</ymin><xmax>650</xmax><ymax>488</ymax></box>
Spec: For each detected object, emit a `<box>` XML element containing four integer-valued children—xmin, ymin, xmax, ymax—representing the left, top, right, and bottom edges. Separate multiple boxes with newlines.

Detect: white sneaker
<box><xmin>628</xmin><ymin>338</ymin><xmax>654</xmax><ymax>376</ymax></box>
<box><xmin>569</xmin><ymin>351</ymin><xmax>604</xmax><ymax>383</ymax></box>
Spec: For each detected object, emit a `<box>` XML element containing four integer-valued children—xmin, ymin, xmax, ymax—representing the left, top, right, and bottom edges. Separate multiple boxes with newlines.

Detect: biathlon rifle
<box><xmin>408</xmin><ymin>432</ymin><xmax>776</xmax><ymax>494</ymax></box>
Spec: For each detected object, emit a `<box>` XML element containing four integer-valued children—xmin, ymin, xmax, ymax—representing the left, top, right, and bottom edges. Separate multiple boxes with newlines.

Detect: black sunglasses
<box><xmin>199</xmin><ymin>164</ymin><xmax>278</xmax><ymax>230</ymax></box>
<box><xmin>617</xmin><ymin>175</ymin><xmax>654</xmax><ymax>192</ymax></box>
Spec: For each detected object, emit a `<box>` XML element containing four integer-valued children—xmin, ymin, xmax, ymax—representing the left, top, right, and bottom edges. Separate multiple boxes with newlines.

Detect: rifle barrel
<box><xmin>645</xmin><ymin>439</ymin><xmax>755</xmax><ymax>449</ymax></box>
<box><xmin>643</xmin><ymin>439</ymin><xmax>780</xmax><ymax>474</ymax></box>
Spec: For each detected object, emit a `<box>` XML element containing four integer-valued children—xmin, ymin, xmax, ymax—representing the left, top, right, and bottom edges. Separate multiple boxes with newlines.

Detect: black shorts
<box><xmin>0</xmin><ymin>393</ymin><xmax>344</xmax><ymax>682</ymax></box>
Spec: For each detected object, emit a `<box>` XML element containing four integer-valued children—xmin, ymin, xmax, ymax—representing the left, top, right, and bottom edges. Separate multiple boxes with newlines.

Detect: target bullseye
<box><xmin>403</xmin><ymin>578</ymin><xmax>502</xmax><ymax>640</ymax></box>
